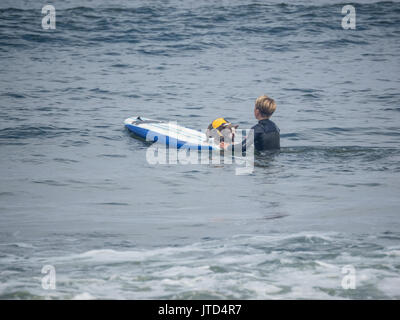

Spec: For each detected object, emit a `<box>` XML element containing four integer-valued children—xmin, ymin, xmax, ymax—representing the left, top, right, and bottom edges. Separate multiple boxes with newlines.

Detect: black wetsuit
<box><xmin>251</xmin><ymin>119</ymin><xmax>280</xmax><ymax>151</ymax></box>
<box><xmin>228</xmin><ymin>119</ymin><xmax>280</xmax><ymax>152</ymax></box>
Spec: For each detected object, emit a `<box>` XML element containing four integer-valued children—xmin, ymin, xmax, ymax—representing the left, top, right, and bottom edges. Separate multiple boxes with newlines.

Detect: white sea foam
<box><xmin>72</xmin><ymin>292</ymin><xmax>96</xmax><ymax>300</ymax></box>
<box><xmin>2</xmin><ymin>231</ymin><xmax>400</xmax><ymax>299</ymax></box>
<box><xmin>377</xmin><ymin>278</ymin><xmax>400</xmax><ymax>298</ymax></box>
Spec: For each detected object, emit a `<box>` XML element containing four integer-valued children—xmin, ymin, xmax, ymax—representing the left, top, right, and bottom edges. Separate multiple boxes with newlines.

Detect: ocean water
<box><xmin>0</xmin><ymin>0</ymin><xmax>400</xmax><ymax>299</ymax></box>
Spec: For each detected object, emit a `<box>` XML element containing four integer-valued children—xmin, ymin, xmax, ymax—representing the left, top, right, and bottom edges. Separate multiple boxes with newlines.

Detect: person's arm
<box><xmin>221</xmin><ymin>128</ymin><xmax>255</xmax><ymax>153</ymax></box>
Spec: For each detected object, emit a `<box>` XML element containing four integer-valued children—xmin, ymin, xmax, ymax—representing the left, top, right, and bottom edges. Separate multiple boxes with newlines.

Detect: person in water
<box><xmin>248</xmin><ymin>94</ymin><xmax>280</xmax><ymax>151</ymax></box>
<box><xmin>210</xmin><ymin>95</ymin><xmax>280</xmax><ymax>152</ymax></box>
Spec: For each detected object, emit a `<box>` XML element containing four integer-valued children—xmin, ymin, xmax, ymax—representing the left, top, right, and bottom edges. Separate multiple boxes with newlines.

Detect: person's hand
<box><xmin>219</xmin><ymin>142</ymin><xmax>229</xmax><ymax>150</ymax></box>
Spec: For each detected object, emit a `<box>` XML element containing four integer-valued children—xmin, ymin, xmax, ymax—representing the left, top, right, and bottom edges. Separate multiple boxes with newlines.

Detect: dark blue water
<box><xmin>0</xmin><ymin>0</ymin><xmax>400</xmax><ymax>299</ymax></box>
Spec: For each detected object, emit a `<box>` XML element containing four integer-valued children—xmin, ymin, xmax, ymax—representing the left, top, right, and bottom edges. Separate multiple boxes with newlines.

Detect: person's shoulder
<box><xmin>251</xmin><ymin>122</ymin><xmax>263</xmax><ymax>132</ymax></box>
<box><xmin>266</xmin><ymin>119</ymin><xmax>280</xmax><ymax>132</ymax></box>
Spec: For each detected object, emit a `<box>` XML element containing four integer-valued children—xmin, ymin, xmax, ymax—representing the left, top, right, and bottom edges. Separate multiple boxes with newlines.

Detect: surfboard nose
<box><xmin>124</xmin><ymin>117</ymin><xmax>138</xmax><ymax>125</ymax></box>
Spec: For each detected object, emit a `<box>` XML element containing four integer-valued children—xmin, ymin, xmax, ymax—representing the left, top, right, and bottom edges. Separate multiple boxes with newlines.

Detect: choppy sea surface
<box><xmin>0</xmin><ymin>0</ymin><xmax>400</xmax><ymax>299</ymax></box>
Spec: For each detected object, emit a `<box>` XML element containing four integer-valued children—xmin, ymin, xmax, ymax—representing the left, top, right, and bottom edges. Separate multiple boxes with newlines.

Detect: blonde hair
<box><xmin>255</xmin><ymin>95</ymin><xmax>276</xmax><ymax>118</ymax></box>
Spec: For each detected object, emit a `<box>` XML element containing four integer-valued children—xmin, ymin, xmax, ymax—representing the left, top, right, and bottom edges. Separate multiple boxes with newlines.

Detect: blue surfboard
<box><xmin>124</xmin><ymin>116</ymin><xmax>220</xmax><ymax>150</ymax></box>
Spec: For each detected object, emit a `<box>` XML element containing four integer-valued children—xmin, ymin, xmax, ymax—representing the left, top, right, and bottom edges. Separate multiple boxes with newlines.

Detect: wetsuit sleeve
<box><xmin>240</xmin><ymin>128</ymin><xmax>254</xmax><ymax>152</ymax></box>
<box><xmin>225</xmin><ymin>126</ymin><xmax>255</xmax><ymax>153</ymax></box>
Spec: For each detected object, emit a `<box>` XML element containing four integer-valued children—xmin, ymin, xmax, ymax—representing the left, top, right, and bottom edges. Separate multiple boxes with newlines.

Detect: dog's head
<box><xmin>206</xmin><ymin>118</ymin><xmax>239</xmax><ymax>145</ymax></box>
